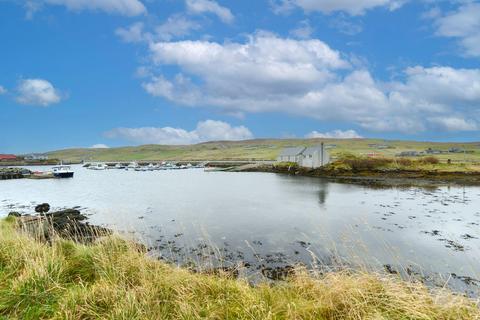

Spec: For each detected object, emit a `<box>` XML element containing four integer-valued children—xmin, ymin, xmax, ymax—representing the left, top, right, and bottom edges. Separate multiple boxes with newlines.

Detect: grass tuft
<box><xmin>0</xmin><ymin>218</ymin><xmax>479</xmax><ymax>319</ymax></box>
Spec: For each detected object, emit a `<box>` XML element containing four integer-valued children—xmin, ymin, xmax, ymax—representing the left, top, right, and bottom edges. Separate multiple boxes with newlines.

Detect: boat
<box><xmin>88</xmin><ymin>163</ymin><xmax>107</xmax><ymax>170</ymax></box>
<box><xmin>28</xmin><ymin>171</ymin><xmax>55</xmax><ymax>179</ymax></box>
<box><xmin>52</xmin><ymin>166</ymin><xmax>74</xmax><ymax>178</ymax></box>
<box><xmin>127</xmin><ymin>162</ymin><xmax>139</xmax><ymax>170</ymax></box>
<box><xmin>114</xmin><ymin>163</ymin><xmax>126</xmax><ymax>169</ymax></box>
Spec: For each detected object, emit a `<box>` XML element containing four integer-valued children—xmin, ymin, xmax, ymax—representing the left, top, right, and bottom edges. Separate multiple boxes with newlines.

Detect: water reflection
<box><xmin>0</xmin><ymin>166</ymin><xmax>479</xmax><ymax>295</ymax></box>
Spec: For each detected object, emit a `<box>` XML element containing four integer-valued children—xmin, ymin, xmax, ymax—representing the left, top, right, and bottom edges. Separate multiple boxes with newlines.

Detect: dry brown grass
<box><xmin>1</xmin><ymin>217</ymin><xmax>479</xmax><ymax>320</ymax></box>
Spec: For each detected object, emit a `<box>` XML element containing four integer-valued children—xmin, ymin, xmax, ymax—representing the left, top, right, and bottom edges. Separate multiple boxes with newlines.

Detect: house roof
<box><xmin>303</xmin><ymin>145</ymin><xmax>324</xmax><ymax>156</ymax></box>
<box><xmin>0</xmin><ymin>154</ymin><xmax>17</xmax><ymax>159</ymax></box>
<box><xmin>279</xmin><ymin>147</ymin><xmax>305</xmax><ymax>157</ymax></box>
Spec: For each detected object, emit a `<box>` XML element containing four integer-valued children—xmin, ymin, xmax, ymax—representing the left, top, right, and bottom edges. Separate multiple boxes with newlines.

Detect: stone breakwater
<box><xmin>0</xmin><ymin>168</ymin><xmax>31</xmax><ymax>180</ymax></box>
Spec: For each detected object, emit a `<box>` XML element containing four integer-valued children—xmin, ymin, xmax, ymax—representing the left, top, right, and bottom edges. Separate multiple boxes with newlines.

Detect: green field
<box><xmin>46</xmin><ymin>138</ymin><xmax>480</xmax><ymax>163</ymax></box>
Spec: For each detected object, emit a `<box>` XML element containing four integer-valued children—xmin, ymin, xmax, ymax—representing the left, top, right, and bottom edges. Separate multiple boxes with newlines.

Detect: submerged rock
<box><xmin>15</xmin><ymin>205</ymin><xmax>111</xmax><ymax>243</ymax></box>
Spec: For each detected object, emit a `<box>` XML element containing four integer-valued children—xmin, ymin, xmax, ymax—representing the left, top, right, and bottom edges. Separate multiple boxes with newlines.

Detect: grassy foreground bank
<box><xmin>1</xmin><ymin>217</ymin><xmax>479</xmax><ymax>320</ymax></box>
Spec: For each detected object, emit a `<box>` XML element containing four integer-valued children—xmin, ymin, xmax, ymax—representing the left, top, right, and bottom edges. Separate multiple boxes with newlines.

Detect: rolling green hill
<box><xmin>46</xmin><ymin>139</ymin><xmax>480</xmax><ymax>163</ymax></box>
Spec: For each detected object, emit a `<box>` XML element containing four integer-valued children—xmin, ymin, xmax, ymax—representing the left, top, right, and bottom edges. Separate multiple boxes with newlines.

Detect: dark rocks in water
<box><xmin>19</xmin><ymin>207</ymin><xmax>111</xmax><ymax>243</ymax></box>
<box><xmin>261</xmin><ymin>265</ymin><xmax>295</xmax><ymax>281</ymax></box>
<box><xmin>384</xmin><ymin>264</ymin><xmax>399</xmax><ymax>275</ymax></box>
<box><xmin>35</xmin><ymin>203</ymin><xmax>50</xmax><ymax>214</ymax></box>
<box><xmin>461</xmin><ymin>234</ymin><xmax>478</xmax><ymax>240</ymax></box>
<box><xmin>8</xmin><ymin>211</ymin><xmax>21</xmax><ymax>217</ymax></box>
<box><xmin>451</xmin><ymin>273</ymin><xmax>480</xmax><ymax>286</ymax></box>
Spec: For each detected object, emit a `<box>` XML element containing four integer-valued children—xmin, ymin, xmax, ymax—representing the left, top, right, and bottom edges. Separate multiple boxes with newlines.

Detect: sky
<box><xmin>1</xmin><ymin>0</ymin><xmax>480</xmax><ymax>153</ymax></box>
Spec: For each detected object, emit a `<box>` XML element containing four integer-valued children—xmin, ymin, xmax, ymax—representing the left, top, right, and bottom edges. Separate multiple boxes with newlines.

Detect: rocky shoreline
<box><xmin>236</xmin><ymin>164</ymin><xmax>480</xmax><ymax>186</ymax></box>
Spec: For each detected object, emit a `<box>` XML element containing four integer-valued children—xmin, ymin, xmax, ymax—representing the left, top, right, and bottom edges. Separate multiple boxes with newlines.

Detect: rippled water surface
<box><xmin>1</xmin><ymin>166</ymin><xmax>479</xmax><ymax>294</ymax></box>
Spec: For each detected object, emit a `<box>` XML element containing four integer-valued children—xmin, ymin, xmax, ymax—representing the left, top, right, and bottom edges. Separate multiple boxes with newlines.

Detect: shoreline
<box><xmin>235</xmin><ymin>164</ymin><xmax>480</xmax><ymax>186</ymax></box>
<box><xmin>1</xmin><ymin>215</ymin><xmax>479</xmax><ymax>319</ymax></box>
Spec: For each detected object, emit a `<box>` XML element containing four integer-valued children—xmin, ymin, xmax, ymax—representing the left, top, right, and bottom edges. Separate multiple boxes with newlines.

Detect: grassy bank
<box><xmin>1</xmin><ymin>217</ymin><xmax>479</xmax><ymax>319</ymax></box>
<box><xmin>45</xmin><ymin>138</ymin><xmax>480</xmax><ymax>163</ymax></box>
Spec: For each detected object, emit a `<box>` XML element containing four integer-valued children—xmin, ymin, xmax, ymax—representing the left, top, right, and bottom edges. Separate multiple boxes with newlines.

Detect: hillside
<box><xmin>46</xmin><ymin>139</ymin><xmax>480</xmax><ymax>162</ymax></box>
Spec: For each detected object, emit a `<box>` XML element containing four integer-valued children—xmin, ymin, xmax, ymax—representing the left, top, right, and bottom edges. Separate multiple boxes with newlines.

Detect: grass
<box><xmin>1</xmin><ymin>217</ymin><xmax>479</xmax><ymax>319</ymax></box>
<box><xmin>322</xmin><ymin>154</ymin><xmax>480</xmax><ymax>173</ymax></box>
<box><xmin>45</xmin><ymin>138</ymin><xmax>480</xmax><ymax>163</ymax></box>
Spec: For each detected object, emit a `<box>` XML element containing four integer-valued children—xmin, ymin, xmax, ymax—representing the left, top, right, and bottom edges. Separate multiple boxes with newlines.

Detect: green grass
<box><xmin>46</xmin><ymin>138</ymin><xmax>480</xmax><ymax>163</ymax></box>
<box><xmin>1</xmin><ymin>218</ymin><xmax>479</xmax><ymax>319</ymax></box>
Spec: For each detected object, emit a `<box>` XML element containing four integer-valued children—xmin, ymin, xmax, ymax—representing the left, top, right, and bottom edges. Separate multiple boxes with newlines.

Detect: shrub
<box><xmin>342</xmin><ymin>157</ymin><xmax>393</xmax><ymax>171</ymax></box>
<box><xmin>396</xmin><ymin>158</ymin><xmax>413</xmax><ymax>166</ymax></box>
<box><xmin>421</xmin><ymin>156</ymin><xmax>440</xmax><ymax>165</ymax></box>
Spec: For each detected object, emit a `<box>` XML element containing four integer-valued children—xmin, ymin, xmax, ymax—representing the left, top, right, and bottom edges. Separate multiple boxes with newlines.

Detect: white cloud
<box><xmin>271</xmin><ymin>0</ymin><xmax>406</xmax><ymax>16</ymax></box>
<box><xmin>155</xmin><ymin>14</ymin><xmax>202</xmax><ymax>41</ymax></box>
<box><xmin>428</xmin><ymin>117</ymin><xmax>478</xmax><ymax>132</ymax></box>
<box><xmin>306</xmin><ymin>129</ymin><xmax>363</xmax><ymax>139</ymax></box>
<box><xmin>290</xmin><ymin>20</ymin><xmax>314</xmax><ymax>39</ymax></box>
<box><xmin>105</xmin><ymin>120</ymin><xmax>253</xmax><ymax>145</ymax></box>
<box><xmin>186</xmin><ymin>0</ymin><xmax>234</xmax><ymax>24</ymax></box>
<box><xmin>40</xmin><ymin>0</ymin><xmax>146</xmax><ymax>16</ymax></box>
<box><xmin>0</xmin><ymin>86</ymin><xmax>6</xmax><ymax>95</ymax></box>
<box><xmin>16</xmin><ymin>79</ymin><xmax>62</xmax><ymax>106</ymax></box>
<box><xmin>432</xmin><ymin>3</ymin><xmax>480</xmax><ymax>57</ymax></box>
<box><xmin>116</xmin><ymin>22</ymin><xmax>146</xmax><ymax>43</ymax></box>
<box><xmin>141</xmin><ymin>34</ymin><xmax>480</xmax><ymax>133</ymax></box>
<box><xmin>116</xmin><ymin>15</ymin><xmax>201</xmax><ymax>44</ymax></box>
<box><xmin>90</xmin><ymin>144</ymin><xmax>110</xmax><ymax>149</ymax></box>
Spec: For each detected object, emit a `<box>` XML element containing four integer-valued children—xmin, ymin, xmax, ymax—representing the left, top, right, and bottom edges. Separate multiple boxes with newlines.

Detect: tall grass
<box><xmin>1</xmin><ymin>217</ymin><xmax>479</xmax><ymax>319</ymax></box>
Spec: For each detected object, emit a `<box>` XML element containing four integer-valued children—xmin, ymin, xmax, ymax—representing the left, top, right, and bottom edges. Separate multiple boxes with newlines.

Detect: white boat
<box><xmin>89</xmin><ymin>163</ymin><xmax>107</xmax><ymax>170</ymax></box>
<box><xmin>52</xmin><ymin>166</ymin><xmax>74</xmax><ymax>178</ymax></box>
<box><xmin>127</xmin><ymin>162</ymin><xmax>139</xmax><ymax>170</ymax></box>
<box><xmin>114</xmin><ymin>163</ymin><xmax>126</xmax><ymax>169</ymax></box>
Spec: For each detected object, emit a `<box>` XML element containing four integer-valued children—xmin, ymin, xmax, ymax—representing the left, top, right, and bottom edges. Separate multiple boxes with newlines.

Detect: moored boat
<box><xmin>52</xmin><ymin>166</ymin><xmax>74</xmax><ymax>178</ymax></box>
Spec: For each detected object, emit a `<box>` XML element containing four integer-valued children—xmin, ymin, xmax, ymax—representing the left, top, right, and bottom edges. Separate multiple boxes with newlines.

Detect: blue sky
<box><xmin>1</xmin><ymin>0</ymin><xmax>479</xmax><ymax>153</ymax></box>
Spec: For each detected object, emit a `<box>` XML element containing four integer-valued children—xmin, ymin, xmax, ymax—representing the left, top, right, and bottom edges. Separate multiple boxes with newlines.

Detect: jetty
<box><xmin>0</xmin><ymin>168</ymin><xmax>30</xmax><ymax>180</ymax></box>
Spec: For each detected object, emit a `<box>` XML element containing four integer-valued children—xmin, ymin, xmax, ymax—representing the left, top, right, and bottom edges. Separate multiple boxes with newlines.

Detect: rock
<box><xmin>35</xmin><ymin>203</ymin><xmax>50</xmax><ymax>214</ymax></box>
<box><xmin>19</xmin><ymin>207</ymin><xmax>111</xmax><ymax>243</ymax></box>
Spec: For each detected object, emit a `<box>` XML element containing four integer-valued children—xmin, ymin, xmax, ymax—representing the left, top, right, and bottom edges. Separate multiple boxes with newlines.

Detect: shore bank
<box><xmin>235</xmin><ymin>163</ymin><xmax>480</xmax><ymax>186</ymax></box>
<box><xmin>1</xmin><ymin>216</ymin><xmax>479</xmax><ymax>319</ymax></box>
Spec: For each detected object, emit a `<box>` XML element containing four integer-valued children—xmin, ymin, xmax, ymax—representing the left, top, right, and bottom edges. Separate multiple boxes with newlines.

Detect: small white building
<box><xmin>277</xmin><ymin>147</ymin><xmax>306</xmax><ymax>163</ymax></box>
<box><xmin>277</xmin><ymin>144</ymin><xmax>330</xmax><ymax>168</ymax></box>
<box><xmin>24</xmin><ymin>153</ymin><xmax>49</xmax><ymax>161</ymax></box>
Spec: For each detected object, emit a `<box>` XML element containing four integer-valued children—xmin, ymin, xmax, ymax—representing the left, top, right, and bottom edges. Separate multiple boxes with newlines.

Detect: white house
<box><xmin>277</xmin><ymin>147</ymin><xmax>306</xmax><ymax>163</ymax></box>
<box><xmin>277</xmin><ymin>144</ymin><xmax>330</xmax><ymax>168</ymax></box>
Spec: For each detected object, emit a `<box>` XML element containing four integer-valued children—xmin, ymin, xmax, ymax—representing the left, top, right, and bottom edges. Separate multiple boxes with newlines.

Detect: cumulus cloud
<box><xmin>431</xmin><ymin>2</ymin><xmax>480</xmax><ymax>57</ymax></box>
<box><xmin>104</xmin><ymin>120</ymin><xmax>253</xmax><ymax>145</ymax></box>
<box><xmin>141</xmin><ymin>33</ymin><xmax>480</xmax><ymax>133</ymax></box>
<box><xmin>306</xmin><ymin>129</ymin><xmax>363</xmax><ymax>139</ymax></box>
<box><xmin>0</xmin><ymin>85</ymin><xmax>6</xmax><ymax>95</ymax></box>
<box><xmin>271</xmin><ymin>0</ymin><xmax>406</xmax><ymax>16</ymax></box>
<box><xmin>186</xmin><ymin>0</ymin><xmax>234</xmax><ymax>23</ymax></box>
<box><xmin>43</xmin><ymin>0</ymin><xmax>146</xmax><ymax>16</ymax></box>
<box><xmin>90</xmin><ymin>144</ymin><xmax>110</xmax><ymax>149</ymax></box>
<box><xmin>16</xmin><ymin>79</ymin><xmax>62</xmax><ymax>106</ymax></box>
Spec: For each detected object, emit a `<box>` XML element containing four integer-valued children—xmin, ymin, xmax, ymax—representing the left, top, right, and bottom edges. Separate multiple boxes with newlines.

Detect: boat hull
<box><xmin>54</xmin><ymin>172</ymin><xmax>74</xmax><ymax>178</ymax></box>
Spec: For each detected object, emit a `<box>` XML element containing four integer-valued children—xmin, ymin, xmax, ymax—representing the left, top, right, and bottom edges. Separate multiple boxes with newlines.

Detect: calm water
<box><xmin>1</xmin><ymin>166</ymin><xmax>479</xmax><ymax>294</ymax></box>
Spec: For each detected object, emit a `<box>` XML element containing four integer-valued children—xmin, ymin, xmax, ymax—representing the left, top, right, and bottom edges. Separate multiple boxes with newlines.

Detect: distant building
<box><xmin>24</xmin><ymin>154</ymin><xmax>49</xmax><ymax>161</ymax></box>
<box><xmin>425</xmin><ymin>148</ymin><xmax>444</xmax><ymax>154</ymax></box>
<box><xmin>0</xmin><ymin>154</ymin><xmax>17</xmax><ymax>161</ymax></box>
<box><xmin>448</xmin><ymin>147</ymin><xmax>465</xmax><ymax>153</ymax></box>
<box><xmin>277</xmin><ymin>147</ymin><xmax>306</xmax><ymax>163</ymax></box>
<box><xmin>396</xmin><ymin>151</ymin><xmax>421</xmax><ymax>157</ymax></box>
<box><xmin>277</xmin><ymin>144</ymin><xmax>330</xmax><ymax>168</ymax></box>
